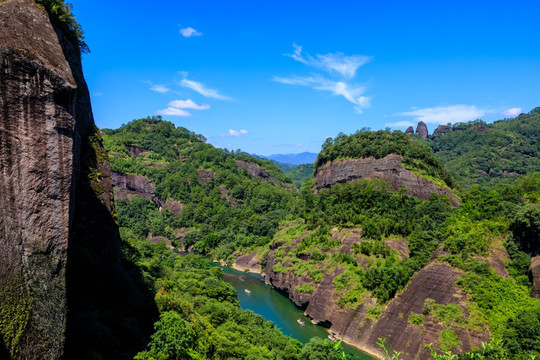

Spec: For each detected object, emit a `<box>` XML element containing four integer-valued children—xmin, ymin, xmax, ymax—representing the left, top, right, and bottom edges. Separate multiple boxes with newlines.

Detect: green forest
<box><xmin>100</xmin><ymin>109</ymin><xmax>540</xmax><ymax>360</ymax></box>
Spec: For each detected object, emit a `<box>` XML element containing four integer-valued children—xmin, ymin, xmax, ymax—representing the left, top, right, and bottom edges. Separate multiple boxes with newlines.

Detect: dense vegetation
<box><xmin>428</xmin><ymin>107</ymin><xmax>540</xmax><ymax>187</ymax></box>
<box><xmin>285</xmin><ymin>163</ymin><xmax>314</xmax><ymax>189</ymax></box>
<box><xmin>103</xmin><ymin>117</ymin><xmax>297</xmax><ymax>259</ymax></box>
<box><xmin>102</xmin><ymin>115</ymin><xmax>540</xmax><ymax>359</ymax></box>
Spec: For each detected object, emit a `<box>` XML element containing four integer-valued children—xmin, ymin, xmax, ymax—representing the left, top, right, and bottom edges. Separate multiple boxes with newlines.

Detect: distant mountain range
<box><xmin>255</xmin><ymin>152</ymin><xmax>318</xmax><ymax>166</ymax></box>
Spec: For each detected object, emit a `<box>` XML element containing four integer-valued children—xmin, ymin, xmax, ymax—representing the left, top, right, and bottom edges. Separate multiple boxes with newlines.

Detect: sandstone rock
<box><xmin>314</xmin><ymin>155</ymin><xmax>460</xmax><ymax>206</ymax></box>
<box><xmin>127</xmin><ymin>144</ymin><xmax>150</xmax><ymax>158</ymax></box>
<box><xmin>234</xmin><ymin>250</ymin><xmax>262</xmax><ymax>273</ymax></box>
<box><xmin>219</xmin><ymin>185</ymin><xmax>238</xmax><ymax>206</ymax></box>
<box><xmin>415</xmin><ymin>121</ymin><xmax>428</xmax><ymax>138</ymax></box>
<box><xmin>433</xmin><ymin>125</ymin><xmax>452</xmax><ymax>136</ymax></box>
<box><xmin>112</xmin><ymin>170</ymin><xmax>158</xmax><ymax>202</ymax></box>
<box><xmin>235</xmin><ymin>160</ymin><xmax>294</xmax><ymax>189</ymax></box>
<box><xmin>197</xmin><ymin>168</ymin><xmax>215</xmax><ymax>183</ymax></box>
<box><xmin>530</xmin><ymin>256</ymin><xmax>540</xmax><ymax>298</ymax></box>
<box><xmin>0</xmin><ymin>2</ymin><xmax>156</xmax><ymax>358</ymax></box>
<box><xmin>405</xmin><ymin>126</ymin><xmax>414</xmax><ymax>134</ymax></box>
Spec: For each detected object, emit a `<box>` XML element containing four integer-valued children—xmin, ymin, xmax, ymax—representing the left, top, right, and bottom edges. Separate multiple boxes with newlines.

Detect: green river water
<box><xmin>221</xmin><ymin>266</ymin><xmax>377</xmax><ymax>359</ymax></box>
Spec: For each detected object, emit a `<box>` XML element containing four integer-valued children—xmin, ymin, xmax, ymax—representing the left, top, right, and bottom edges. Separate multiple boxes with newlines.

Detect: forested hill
<box><xmin>427</xmin><ymin>107</ymin><xmax>540</xmax><ymax>187</ymax></box>
<box><xmin>102</xmin><ymin>117</ymin><xmax>297</xmax><ymax>258</ymax></box>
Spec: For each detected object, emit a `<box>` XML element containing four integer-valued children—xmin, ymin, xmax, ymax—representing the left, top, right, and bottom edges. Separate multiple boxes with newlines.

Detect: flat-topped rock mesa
<box><xmin>314</xmin><ymin>154</ymin><xmax>460</xmax><ymax>206</ymax></box>
<box><xmin>0</xmin><ymin>1</ymin><xmax>155</xmax><ymax>358</ymax></box>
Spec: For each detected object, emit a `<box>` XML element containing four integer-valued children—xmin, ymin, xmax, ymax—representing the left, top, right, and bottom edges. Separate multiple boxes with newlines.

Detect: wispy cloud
<box><xmin>180</xmin><ymin>78</ymin><xmax>231</xmax><ymax>101</ymax></box>
<box><xmin>287</xmin><ymin>43</ymin><xmax>372</xmax><ymax>79</ymax></box>
<box><xmin>273</xmin><ymin>75</ymin><xmax>370</xmax><ymax>108</ymax></box>
<box><xmin>156</xmin><ymin>107</ymin><xmax>191</xmax><ymax>117</ymax></box>
<box><xmin>168</xmin><ymin>99</ymin><xmax>210</xmax><ymax>110</ymax></box>
<box><xmin>150</xmin><ymin>84</ymin><xmax>170</xmax><ymax>94</ymax></box>
<box><xmin>502</xmin><ymin>107</ymin><xmax>521</xmax><ymax>117</ymax></box>
<box><xmin>219</xmin><ymin>129</ymin><xmax>248</xmax><ymax>137</ymax></box>
<box><xmin>180</xmin><ymin>27</ymin><xmax>202</xmax><ymax>38</ymax></box>
<box><xmin>393</xmin><ymin>105</ymin><xmax>488</xmax><ymax>126</ymax></box>
<box><xmin>275</xmin><ymin>44</ymin><xmax>372</xmax><ymax>113</ymax></box>
<box><xmin>156</xmin><ymin>99</ymin><xmax>210</xmax><ymax>117</ymax></box>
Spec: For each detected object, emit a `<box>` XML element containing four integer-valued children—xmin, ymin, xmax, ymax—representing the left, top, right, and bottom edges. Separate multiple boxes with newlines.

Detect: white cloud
<box><xmin>385</xmin><ymin>120</ymin><xmax>415</xmax><ymax>128</ymax></box>
<box><xmin>168</xmin><ymin>99</ymin><xmax>210</xmax><ymax>110</ymax></box>
<box><xmin>287</xmin><ymin>43</ymin><xmax>371</xmax><ymax>79</ymax></box>
<box><xmin>219</xmin><ymin>129</ymin><xmax>248</xmax><ymax>137</ymax></box>
<box><xmin>180</xmin><ymin>27</ymin><xmax>202</xmax><ymax>38</ymax></box>
<box><xmin>180</xmin><ymin>78</ymin><xmax>231</xmax><ymax>101</ymax></box>
<box><xmin>395</xmin><ymin>105</ymin><xmax>488</xmax><ymax>125</ymax></box>
<box><xmin>502</xmin><ymin>107</ymin><xmax>522</xmax><ymax>117</ymax></box>
<box><xmin>150</xmin><ymin>85</ymin><xmax>170</xmax><ymax>93</ymax></box>
<box><xmin>275</xmin><ymin>44</ymin><xmax>372</xmax><ymax>113</ymax></box>
<box><xmin>155</xmin><ymin>107</ymin><xmax>192</xmax><ymax>116</ymax></box>
<box><xmin>273</xmin><ymin>75</ymin><xmax>370</xmax><ymax>108</ymax></box>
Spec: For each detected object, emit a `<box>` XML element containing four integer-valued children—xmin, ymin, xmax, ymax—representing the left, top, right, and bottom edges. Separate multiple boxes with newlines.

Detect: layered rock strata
<box><xmin>314</xmin><ymin>154</ymin><xmax>460</xmax><ymax>206</ymax></box>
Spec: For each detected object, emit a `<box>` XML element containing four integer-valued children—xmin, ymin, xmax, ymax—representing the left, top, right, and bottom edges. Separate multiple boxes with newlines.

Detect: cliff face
<box><xmin>0</xmin><ymin>1</ymin><xmax>156</xmax><ymax>358</ymax></box>
<box><xmin>263</xmin><ymin>228</ymin><xmax>490</xmax><ymax>360</ymax></box>
<box><xmin>314</xmin><ymin>154</ymin><xmax>460</xmax><ymax>206</ymax></box>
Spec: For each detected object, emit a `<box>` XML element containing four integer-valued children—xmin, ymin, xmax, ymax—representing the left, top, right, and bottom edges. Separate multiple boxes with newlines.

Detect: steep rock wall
<box><xmin>315</xmin><ymin>155</ymin><xmax>460</xmax><ymax>206</ymax></box>
<box><xmin>0</xmin><ymin>1</ymin><xmax>156</xmax><ymax>359</ymax></box>
<box><xmin>264</xmin><ymin>229</ymin><xmax>489</xmax><ymax>359</ymax></box>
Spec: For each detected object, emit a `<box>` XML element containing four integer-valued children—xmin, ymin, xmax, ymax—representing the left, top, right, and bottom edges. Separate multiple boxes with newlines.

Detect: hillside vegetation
<box><xmin>103</xmin><ymin>116</ymin><xmax>540</xmax><ymax>359</ymax></box>
<box><xmin>102</xmin><ymin>117</ymin><xmax>296</xmax><ymax>259</ymax></box>
<box><xmin>428</xmin><ymin>107</ymin><xmax>540</xmax><ymax>187</ymax></box>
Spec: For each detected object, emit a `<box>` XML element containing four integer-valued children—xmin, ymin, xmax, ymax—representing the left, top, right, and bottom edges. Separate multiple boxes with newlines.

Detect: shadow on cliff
<box><xmin>64</xmin><ymin>126</ymin><xmax>158</xmax><ymax>360</ymax></box>
<box><xmin>0</xmin><ymin>338</ymin><xmax>9</xmax><ymax>360</ymax></box>
<box><xmin>51</xmin><ymin>27</ymin><xmax>158</xmax><ymax>360</ymax></box>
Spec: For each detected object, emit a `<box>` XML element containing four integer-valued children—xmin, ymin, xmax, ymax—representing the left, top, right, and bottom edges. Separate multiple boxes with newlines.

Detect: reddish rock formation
<box><xmin>405</xmin><ymin>126</ymin><xmax>414</xmax><ymax>134</ymax></box>
<box><xmin>112</xmin><ymin>170</ymin><xmax>157</xmax><ymax>202</ymax></box>
<box><xmin>530</xmin><ymin>256</ymin><xmax>540</xmax><ymax>298</ymax></box>
<box><xmin>127</xmin><ymin>144</ymin><xmax>150</xmax><ymax>158</ymax></box>
<box><xmin>415</xmin><ymin>121</ymin><xmax>428</xmax><ymax>138</ymax></box>
<box><xmin>112</xmin><ymin>170</ymin><xmax>182</xmax><ymax>215</ymax></box>
<box><xmin>314</xmin><ymin>155</ymin><xmax>460</xmax><ymax>206</ymax></box>
<box><xmin>234</xmin><ymin>250</ymin><xmax>263</xmax><ymax>273</ymax></box>
<box><xmin>197</xmin><ymin>168</ymin><xmax>215</xmax><ymax>183</ymax></box>
<box><xmin>0</xmin><ymin>2</ymin><xmax>156</xmax><ymax>358</ymax></box>
<box><xmin>433</xmin><ymin>125</ymin><xmax>452</xmax><ymax>136</ymax></box>
<box><xmin>219</xmin><ymin>185</ymin><xmax>238</xmax><ymax>206</ymax></box>
<box><xmin>235</xmin><ymin>160</ymin><xmax>294</xmax><ymax>189</ymax></box>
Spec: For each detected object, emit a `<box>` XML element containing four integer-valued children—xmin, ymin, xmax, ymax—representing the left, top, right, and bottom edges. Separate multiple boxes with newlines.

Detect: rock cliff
<box><xmin>314</xmin><ymin>154</ymin><xmax>460</xmax><ymax>206</ymax></box>
<box><xmin>415</xmin><ymin>121</ymin><xmax>428</xmax><ymax>138</ymax></box>
<box><xmin>0</xmin><ymin>1</ymin><xmax>156</xmax><ymax>358</ymax></box>
<box><xmin>531</xmin><ymin>255</ymin><xmax>540</xmax><ymax>298</ymax></box>
<box><xmin>263</xmin><ymin>228</ymin><xmax>489</xmax><ymax>359</ymax></box>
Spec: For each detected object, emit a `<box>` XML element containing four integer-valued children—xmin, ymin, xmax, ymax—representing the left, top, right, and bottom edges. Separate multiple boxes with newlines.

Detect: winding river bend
<box><xmin>221</xmin><ymin>266</ymin><xmax>377</xmax><ymax>359</ymax></box>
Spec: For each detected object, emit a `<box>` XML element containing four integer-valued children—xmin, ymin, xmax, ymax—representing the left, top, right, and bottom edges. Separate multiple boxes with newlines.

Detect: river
<box><xmin>221</xmin><ymin>266</ymin><xmax>377</xmax><ymax>359</ymax></box>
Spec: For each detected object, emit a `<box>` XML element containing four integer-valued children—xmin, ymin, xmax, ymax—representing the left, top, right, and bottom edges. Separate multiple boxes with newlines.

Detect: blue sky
<box><xmin>70</xmin><ymin>0</ymin><xmax>540</xmax><ymax>155</ymax></box>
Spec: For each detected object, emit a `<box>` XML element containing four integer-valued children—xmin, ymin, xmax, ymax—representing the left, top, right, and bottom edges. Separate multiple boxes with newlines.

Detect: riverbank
<box><xmin>221</xmin><ymin>263</ymin><xmax>379</xmax><ymax>360</ymax></box>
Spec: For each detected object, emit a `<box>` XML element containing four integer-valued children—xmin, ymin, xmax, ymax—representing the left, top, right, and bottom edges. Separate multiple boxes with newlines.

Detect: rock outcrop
<box><xmin>264</xmin><ymin>228</ymin><xmax>489</xmax><ymax>359</ymax></box>
<box><xmin>235</xmin><ymin>160</ymin><xmax>294</xmax><ymax>189</ymax></box>
<box><xmin>314</xmin><ymin>154</ymin><xmax>460</xmax><ymax>206</ymax></box>
<box><xmin>112</xmin><ymin>170</ymin><xmax>182</xmax><ymax>215</ymax></box>
<box><xmin>415</xmin><ymin>121</ymin><xmax>428</xmax><ymax>138</ymax></box>
<box><xmin>530</xmin><ymin>256</ymin><xmax>540</xmax><ymax>298</ymax></box>
<box><xmin>405</xmin><ymin>126</ymin><xmax>414</xmax><ymax>134</ymax></box>
<box><xmin>0</xmin><ymin>1</ymin><xmax>156</xmax><ymax>358</ymax></box>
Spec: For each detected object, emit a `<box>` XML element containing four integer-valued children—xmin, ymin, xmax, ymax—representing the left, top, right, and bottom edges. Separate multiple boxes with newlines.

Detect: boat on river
<box><xmin>328</xmin><ymin>335</ymin><xmax>338</xmax><ymax>343</ymax></box>
<box><xmin>244</xmin><ymin>289</ymin><xmax>251</xmax><ymax>294</ymax></box>
<box><xmin>297</xmin><ymin>319</ymin><xmax>305</xmax><ymax>326</ymax></box>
